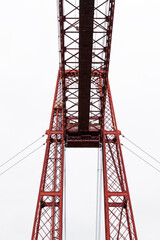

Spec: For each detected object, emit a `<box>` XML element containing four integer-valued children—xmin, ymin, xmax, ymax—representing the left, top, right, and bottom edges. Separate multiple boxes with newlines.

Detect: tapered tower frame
<box><xmin>31</xmin><ymin>0</ymin><xmax>138</xmax><ymax>239</ymax></box>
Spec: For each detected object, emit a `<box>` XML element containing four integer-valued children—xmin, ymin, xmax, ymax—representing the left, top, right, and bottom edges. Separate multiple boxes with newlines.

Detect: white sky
<box><xmin>0</xmin><ymin>0</ymin><xmax>160</xmax><ymax>239</ymax></box>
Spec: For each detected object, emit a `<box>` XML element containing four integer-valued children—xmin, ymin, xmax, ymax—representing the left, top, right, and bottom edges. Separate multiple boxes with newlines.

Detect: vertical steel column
<box><xmin>102</xmin><ymin>80</ymin><xmax>138</xmax><ymax>239</ymax></box>
<box><xmin>31</xmin><ymin>72</ymin><xmax>64</xmax><ymax>240</ymax></box>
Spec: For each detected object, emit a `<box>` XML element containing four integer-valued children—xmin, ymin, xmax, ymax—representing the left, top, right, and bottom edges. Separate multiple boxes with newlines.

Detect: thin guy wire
<box><xmin>0</xmin><ymin>134</ymin><xmax>45</xmax><ymax>168</ymax></box>
<box><xmin>122</xmin><ymin>135</ymin><xmax>160</xmax><ymax>166</ymax></box>
<box><xmin>121</xmin><ymin>144</ymin><xmax>160</xmax><ymax>174</ymax></box>
<box><xmin>0</xmin><ymin>143</ymin><xmax>46</xmax><ymax>176</ymax></box>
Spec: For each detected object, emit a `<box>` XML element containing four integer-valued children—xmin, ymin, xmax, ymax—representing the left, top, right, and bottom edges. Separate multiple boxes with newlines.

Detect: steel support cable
<box><xmin>0</xmin><ymin>134</ymin><xmax>45</xmax><ymax>168</ymax></box>
<box><xmin>122</xmin><ymin>135</ymin><xmax>160</xmax><ymax>166</ymax></box>
<box><xmin>121</xmin><ymin>144</ymin><xmax>160</xmax><ymax>174</ymax></box>
<box><xmin>0</xmin><ymin>143</ymin><xmax>46</xmax><ymax>176</ymax></box>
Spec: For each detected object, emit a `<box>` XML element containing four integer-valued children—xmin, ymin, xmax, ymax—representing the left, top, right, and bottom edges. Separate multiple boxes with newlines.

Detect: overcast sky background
<box><xmin>0</xmin><ymin>0</ymin><xmax>160</xmax><ymax>239</ymax></box>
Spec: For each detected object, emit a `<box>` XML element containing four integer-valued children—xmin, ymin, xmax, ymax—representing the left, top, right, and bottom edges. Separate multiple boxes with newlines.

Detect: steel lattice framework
<box><xmin>31</xmin><ymin>0</ymin><xmax>138</xmax><ymax>239</ymax></box>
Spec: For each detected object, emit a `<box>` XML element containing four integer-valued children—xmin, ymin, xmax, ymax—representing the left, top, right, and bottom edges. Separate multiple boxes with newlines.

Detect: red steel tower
<box><xmin>31</xmin><ymin>0</ymin><xmax>138</xmax><ymax>239</ymax></box>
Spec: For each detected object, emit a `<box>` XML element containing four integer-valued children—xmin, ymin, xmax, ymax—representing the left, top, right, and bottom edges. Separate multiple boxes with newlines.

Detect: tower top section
<box><xmin>57</xmin><ymin>0</ymin><xmax>116</xmax><ymax>147</ymax></box>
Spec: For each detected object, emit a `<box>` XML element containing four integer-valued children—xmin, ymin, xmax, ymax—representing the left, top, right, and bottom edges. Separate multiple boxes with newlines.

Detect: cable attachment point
<box><xmin>45</xmin><ymin>130</ymin><xmax>49</xmax><ymax>135</ymax></box>
<box><xmin>117</xmin><ymin>130</ymin><xmax>122</xmax><ymax>135</ymax></box>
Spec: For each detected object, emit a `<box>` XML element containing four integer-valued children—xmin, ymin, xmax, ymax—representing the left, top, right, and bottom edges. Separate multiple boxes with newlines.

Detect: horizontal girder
<box><xmin>79</xmin><ymin>0</ymin><xmax>94</xmax><ymax>131</ymax></box>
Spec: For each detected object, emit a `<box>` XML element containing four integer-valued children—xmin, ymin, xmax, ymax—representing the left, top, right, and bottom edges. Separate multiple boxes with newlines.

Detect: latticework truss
<box><xmin>31</xmin><ymin>0</ymin><xmax>138</xmax><ymax>239</ymax></box>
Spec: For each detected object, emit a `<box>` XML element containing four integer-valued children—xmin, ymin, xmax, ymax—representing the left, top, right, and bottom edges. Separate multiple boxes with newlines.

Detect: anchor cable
<box><xmin>121</xmin><ymin>143</ymin><xmax>160</xmax><ymax>174</ymax></box>
<box><xmin>0</xmin><ymin>143</ymin><xmax>46</xmax><ymax>176</ymax></box>
<box><xmin>0</xmin><ymin>134</ymin><xmax>45</xmax><ymax>168</ymax></box>
<box><xmin>122</xmin><ymin>134</ymin><xmax>160</xmax><ymax>166</ymax></box>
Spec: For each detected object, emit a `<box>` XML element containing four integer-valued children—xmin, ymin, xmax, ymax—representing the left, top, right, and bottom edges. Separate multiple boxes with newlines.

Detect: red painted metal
<box><xmin>102</xmin><ymin>80</ymin><xmax>137</xmax><ymax>239</ymax></box>
<box><xmin>31</xmin><ymin>0</ymin><xmax>138</xmax><ymax>239</ymax></box>
<box><xmin>31</xmin><ymin>71</ymin><xmax>64</xmax><ymax>240</ymax></box>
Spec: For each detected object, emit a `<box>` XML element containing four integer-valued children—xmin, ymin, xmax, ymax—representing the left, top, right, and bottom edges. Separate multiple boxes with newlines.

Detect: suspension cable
<box><xmin>121</xmin><ymin>135</ymin><xmax>160</xmax><ymax>166</ymax></box>
<box><xmin>121</xmin><ymin>143</ymin><xmax>160</xmax><ymax>174</ymax></box>
<box><xmin>0</xmin><ymin>143</ymin><xmax>46</xmax><ymax>177</ymax></box>
<box><xmin>0</xmin><ymin>134</ymin><xmax>45</xmax><ymax>168</ymax></box>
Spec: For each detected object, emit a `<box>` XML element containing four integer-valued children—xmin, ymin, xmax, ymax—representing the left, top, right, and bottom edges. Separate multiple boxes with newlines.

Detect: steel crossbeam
<box><xmin>79</xmin><ymin>0</ymin><xmax>94</xmax><ymax>131</ymax></box>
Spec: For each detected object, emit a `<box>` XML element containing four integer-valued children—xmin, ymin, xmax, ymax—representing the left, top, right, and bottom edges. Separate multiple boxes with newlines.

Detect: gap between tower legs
<box><xmin>96</xmin><ymin>147</ymin><xmax>103</xmax><ymax>240</ymax></box>
<box><xmin>63</xmin><ymin>147</ymin><xmax>66</xmax><ymax>240</ymax></box>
